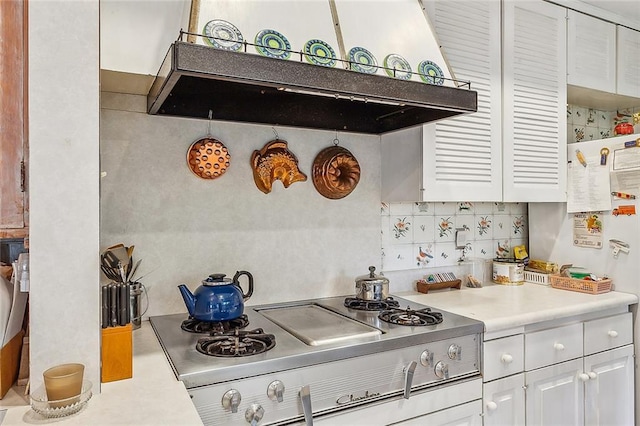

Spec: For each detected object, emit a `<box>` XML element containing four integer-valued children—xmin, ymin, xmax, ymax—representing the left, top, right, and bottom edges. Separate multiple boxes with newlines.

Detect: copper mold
<box><xmin>187</xmin><ymin>137</ymin><xmax>231</xmax><ymax>179</ymax></box>
<box><xmin>251</xmin><ymin>139</ymin><xmax>307</xmax><ymax>194</ymax></box>
<box><xmin>312</xmin><ymin>146</ymin><xmax>361</xmax><ymax>199</ymax></box>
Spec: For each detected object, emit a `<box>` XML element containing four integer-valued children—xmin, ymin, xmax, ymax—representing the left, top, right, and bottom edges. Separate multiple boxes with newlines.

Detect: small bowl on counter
<box><xmin>30</xmin><ymin>380</ymin><xmax>92</xmax><ymax>418</ymax></box>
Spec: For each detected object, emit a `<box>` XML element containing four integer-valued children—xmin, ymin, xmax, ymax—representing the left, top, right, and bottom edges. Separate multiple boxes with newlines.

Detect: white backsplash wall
<box><xmin>100</xmin><ymin>93</ymin><xmax>381</xmax><ymax>317</ymax></box>
<box><xmin>381</xmin><ymin>202</ymin><xmax>528</xmax><ymax>290</ymax></box>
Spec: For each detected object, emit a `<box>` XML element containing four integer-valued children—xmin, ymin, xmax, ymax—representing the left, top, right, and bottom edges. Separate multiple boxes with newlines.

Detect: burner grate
<box><xmin>196</xmin><ymin>328</ymin><xmax>276</xmax><ymax>357</ymax></box>
<box><xmin>378</xmin><ymin>307</ymin><xmax>443</xmax><ymax>326</ymax></box>
<box><xmin>181</xmin><ymin>315</ymin><xmax>250</xmax><ymax>334</ymax></box>
<box><xmin>343</xmin><ymin>297</ymin><xmax>400</xmax><ymax>311</ymax></box>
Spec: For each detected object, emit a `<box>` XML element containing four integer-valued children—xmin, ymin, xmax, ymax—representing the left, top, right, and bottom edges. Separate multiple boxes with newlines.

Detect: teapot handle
<box><xmin>233</xmin><ymin>270</ymin><xmax>254</xmax><ymax>301</ymax></box>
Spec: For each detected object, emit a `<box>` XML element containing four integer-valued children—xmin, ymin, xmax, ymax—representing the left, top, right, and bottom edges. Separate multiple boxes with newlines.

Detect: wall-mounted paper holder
<box><xmin>609</xmin><ymin>239</ymin><xmax>630</xmax><ymax>258</ymax></box>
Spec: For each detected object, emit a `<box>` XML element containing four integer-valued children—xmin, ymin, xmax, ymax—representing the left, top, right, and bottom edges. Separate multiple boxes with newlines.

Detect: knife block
<box><xmin>101</xmin><ymin>323</ymin><xmax>132</xmax><ymax>382</ymax></box>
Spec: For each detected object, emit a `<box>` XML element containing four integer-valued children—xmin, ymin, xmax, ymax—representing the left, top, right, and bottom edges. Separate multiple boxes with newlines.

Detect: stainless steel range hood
<box><xmin>147</xmin><ymin>41</ymin><xmax>477</xmax><ymax>134</ymax></box>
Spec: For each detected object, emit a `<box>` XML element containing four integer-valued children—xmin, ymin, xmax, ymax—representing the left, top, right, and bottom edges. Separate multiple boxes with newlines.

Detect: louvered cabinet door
<box><xmin>502</xmin><ymin>1</ymin><xmax>567</xmax><ymax>202</ymax></box>
<box><xmin>422</xmin><ymin>0</ymin><xmax>502</xmax><ymax>201</ymax></box>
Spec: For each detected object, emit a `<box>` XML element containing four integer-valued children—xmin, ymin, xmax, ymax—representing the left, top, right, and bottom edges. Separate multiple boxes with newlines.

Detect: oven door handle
<box><xmin>300</xmin><ymin>385</ymin><xmax>313</xmax><ymax>425</ymax></box>
<box><xmin>403</xmin><ymin>361</ymin><xmax>417</xmax><ymax>399</ymax></box>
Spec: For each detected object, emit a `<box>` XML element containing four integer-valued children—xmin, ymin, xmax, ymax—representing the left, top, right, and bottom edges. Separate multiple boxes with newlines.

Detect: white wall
<box><xmin>29</xmin><ymin>1</ymin><xmax>101</xmax><ymax>390</ymax></box>
<box><xmin>100</xmin><ymin>93</ymin><xmax>381</xmax><ymax>316</ymax></box>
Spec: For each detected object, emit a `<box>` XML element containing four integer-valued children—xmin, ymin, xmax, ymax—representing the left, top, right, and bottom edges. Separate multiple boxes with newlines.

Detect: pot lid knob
<box><xmin>202</xmin><ymin>274</ymin><xmax>231</xmax><ymax>285</ymax></box>
<box><xmin>369</xmin><ymin>266</ymin><xmax>376</xmax><ymax>278</ymax></box>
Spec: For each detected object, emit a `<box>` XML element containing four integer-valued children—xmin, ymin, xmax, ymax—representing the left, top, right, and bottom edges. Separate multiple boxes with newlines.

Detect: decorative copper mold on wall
<box><xmin>251</xmin><ymin>139</ymin><xmax>307</xmax><ymax>194</ymax></box>
<box><xmin>187</xmin><ymin>137</ymin><xmax>231</xmax><ymax>179</ymax></box>
<box><xmin>312</xmin><ymin>145</ymin><xmax>361</xmax><ymax>199</ymax></box>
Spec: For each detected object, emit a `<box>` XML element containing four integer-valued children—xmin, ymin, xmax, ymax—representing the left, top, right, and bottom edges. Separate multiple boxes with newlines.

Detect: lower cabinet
<box><xmin>482</xmin><ymin>312</ymin><xmax>633</xmax><ymax>426</ymax></box>
<box><xmin>525</xmin><ymin>358</ymin><xmax>584</xmax><ymax>425</ymax></box>
<box><xmin>483</xmin><ymin>374</ymin><xmax>525</xmax><ymax>426</ymax></box>
<box><xmin>583</xmin><ymin>345</ymin><xmax>634</xmax><ymax>426</ymax></box>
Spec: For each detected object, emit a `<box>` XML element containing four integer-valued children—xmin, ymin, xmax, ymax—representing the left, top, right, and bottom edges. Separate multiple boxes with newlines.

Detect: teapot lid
<box><xmin>202</xmin><ymin>273</ymin><xmax>234</xmax><ymax>286</ymax></box>
<box><xmin>355</xmin><ymin>266</ymin><xmax>389</xmax><ymax>284</ymax></box>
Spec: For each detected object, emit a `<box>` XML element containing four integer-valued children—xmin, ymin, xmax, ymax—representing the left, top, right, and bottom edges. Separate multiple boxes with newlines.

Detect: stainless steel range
<box><xmin>150</xmin><ymin>295</ymin><xmax>484</xmax><ymax>425</ymax></box>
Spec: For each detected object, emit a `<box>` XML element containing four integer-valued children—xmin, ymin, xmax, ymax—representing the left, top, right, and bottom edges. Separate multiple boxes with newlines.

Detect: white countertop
<box><xmin>0</xmin><ymin>322</ymin><xmax>203</xmax><ymax>425</ymax></box>
<box><xmin>397</xmin><ymin>282</ymin><xmax>638</xmax><ymax>333</ymax></box>
<box><xmin>0</xmin><ymin>283</ymin><xmax>636</xmax><ymax>424</ymax></box>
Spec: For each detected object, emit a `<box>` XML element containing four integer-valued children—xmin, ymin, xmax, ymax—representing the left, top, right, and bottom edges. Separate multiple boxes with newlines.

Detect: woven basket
<box><xmin>549</xmin><ymin>274</ymin><xmax>612</xmax><ymax>295</ymax></box>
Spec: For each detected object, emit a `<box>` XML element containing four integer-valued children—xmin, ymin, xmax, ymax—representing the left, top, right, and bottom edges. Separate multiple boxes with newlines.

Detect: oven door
<box><xmin>307</xmin><ymin>378</ymin><xmax>482</xmax><ymax>425</ymax></box>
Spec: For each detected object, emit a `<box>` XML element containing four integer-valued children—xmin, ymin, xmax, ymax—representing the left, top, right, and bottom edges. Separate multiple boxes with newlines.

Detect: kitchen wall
<box><xmin>100</xmin><ymin>93</ymin><xmax>381</xmax><ymax>315</ymax></box>
<box><xmin>381</xmin><ymin>202</ymin><xmax>528</xmax><ymax>291</ymax></box>
<box><xmin>567</xmin><ymin>104</ymin><xmax>640</xmax><ymax>143</ymax></box>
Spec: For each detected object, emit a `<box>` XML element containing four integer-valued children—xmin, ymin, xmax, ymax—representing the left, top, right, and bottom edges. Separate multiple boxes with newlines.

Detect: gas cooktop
<box><xmin>150</xmin><ymin>295</ymin><xmax>483</xmax><ymax>389</ymax></box>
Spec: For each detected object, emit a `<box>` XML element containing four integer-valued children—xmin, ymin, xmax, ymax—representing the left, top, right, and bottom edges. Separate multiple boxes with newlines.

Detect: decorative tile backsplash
<box><xmin>567</xmin><ymin>104</ymin><xmax>640</xmax><ymax>143</ymax></box>
<box><xmin>381</xmin><ymin>202</ymin><xmax>528</xmax><ymax>272</ymax></box>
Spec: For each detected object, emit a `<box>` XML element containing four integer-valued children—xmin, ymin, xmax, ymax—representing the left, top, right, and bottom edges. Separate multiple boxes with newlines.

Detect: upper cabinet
<box><xmin>617</xmin><ymin>26</ymin><xmax>640</xmax><ymax>98</ymax></box>
<box><xmin>0</xmin><ymin>0</ymin><xmax>28</xmax><ymax>236</ymax></box>
<box><xmin>567</xmin><ymin>10</ymin><xmax>617</xmax><ymax>93</ymax></box>
<box><xmin>382</xmin><ymin>0</ymin><xmax>501</xmax><ymax>202</ymax></box>
<box><xmin>566</xmin><ymin>8</ymin><xmax>640</xmax><ymax>108</ymax></box>
<box><xmin>382</xmin><ymin>0</ymin><xmax>566</xmax><ymax>203</ymax></box>
<box><xmin>502</xmin><ymin>1</ymin><xmax>567</xmax><ymax>202</ymax></box>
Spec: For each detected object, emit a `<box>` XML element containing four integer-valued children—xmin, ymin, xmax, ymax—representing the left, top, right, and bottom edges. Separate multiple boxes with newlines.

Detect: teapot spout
<box><xmin>178</xmin><ymin>284</ymin><xmax>196</xmax><ymax>317</ymax></box>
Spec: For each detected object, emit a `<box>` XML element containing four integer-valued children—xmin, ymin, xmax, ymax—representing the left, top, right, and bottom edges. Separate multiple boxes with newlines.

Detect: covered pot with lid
<box><xmin>355</xmin><ymin>266</ymin><xmax>389</xmax><ymax>301</ymax></box>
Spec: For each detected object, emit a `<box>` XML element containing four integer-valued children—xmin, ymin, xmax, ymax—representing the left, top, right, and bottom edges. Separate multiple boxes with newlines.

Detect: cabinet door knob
<box><xmin>486</xmin><ymin>401</ymin><xmax>498</xmax><ymax>411</ymax></box>
<box><xmin>500</xmin><ymin>353</ymin><xmax>514</xmax><ymax>364</ymax></box>
<box><xmin>608</xmin><ymin>330</ymin><xmax>618</xmax><ymax>338</ymax></box>
<box><xmin>578</xmin><ymin>373</ymin><xmax>590</xmax><ymax>382</ymax></box>
<box><xmin>554</xmin><ymin>343</ymin><xmax>565</xmax><ymax>351</ymax></box>
<box><xmin>588</xmin><ymin>371</ymin><xmax>598</xmax><ymax>379</ymax></box>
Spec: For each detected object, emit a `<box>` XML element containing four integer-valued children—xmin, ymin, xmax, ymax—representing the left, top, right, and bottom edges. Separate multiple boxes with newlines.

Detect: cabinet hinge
<box><xmin>20</xmin><ymin>160</ymin><xmax>25</xmax><ymax>192</ymax></box>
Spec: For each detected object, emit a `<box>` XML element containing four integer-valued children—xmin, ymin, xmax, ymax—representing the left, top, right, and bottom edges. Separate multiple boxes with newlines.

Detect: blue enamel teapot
<box><xmin>178</xmin><ymin>271</ymin><xmax>254</xmax><ymax>321</ymax></box>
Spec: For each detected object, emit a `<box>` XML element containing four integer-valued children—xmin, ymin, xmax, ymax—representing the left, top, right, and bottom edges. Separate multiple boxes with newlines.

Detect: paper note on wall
<box><xmin>567</xmin><ymin>160</ymin><xmax>612</xmax><ymax>213</ymax></box>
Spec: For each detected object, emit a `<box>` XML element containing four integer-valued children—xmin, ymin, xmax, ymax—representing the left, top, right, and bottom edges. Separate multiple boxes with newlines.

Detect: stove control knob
<box><xmin>245</xmin><ymin>403</ymin><xmax>265</xmax><ymax>425</ymax></box>
<box><xmin>420</xmin><ymin>350</ymin><xmax>434</xmax><ymax>367</ymax></box>
<box><xmin>435</xmin><ymin>361</ymin><xmax>449</xmax><ymax>380</ymax></box>
<box><xmin>222</xmin><ymin>389</ymin><xmax>242</xmax><ymax>413</ymax></box>
<box><xmin>448</xmin><ymin>344</ymin><xmax>462</xmax><ymax>360</ymax></box>
<box><xmin>267</xmin><ymin>380</ymin><xmax>285</xmax><ymax>402</ymax></box>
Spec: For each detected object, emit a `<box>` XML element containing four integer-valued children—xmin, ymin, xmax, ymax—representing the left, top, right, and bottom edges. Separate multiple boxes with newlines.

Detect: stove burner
<box><xmin>196</xmin><ymin>328</ymin><xmax>276</xmax><ymax>357</ymax></box>
<box><xmin>344</xmin><ymin>297</ymin><xmax>400</xmax><ymax>311</ymax></box>
<box><xmin>378</xmin><ymin>307</ymin><xmax>443</xmax><ymax>326</ymax></box>
<box><xmin>181</xmin><ymin>315</ymin><xmax>249</xmax><ymax>334</ymax></box>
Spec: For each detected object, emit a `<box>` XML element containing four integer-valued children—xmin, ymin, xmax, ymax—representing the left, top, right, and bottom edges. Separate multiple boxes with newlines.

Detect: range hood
<box><xmin>147</xmin><ymin>41</ymin><xmax>477</xmax><ymax>135</ymax></box>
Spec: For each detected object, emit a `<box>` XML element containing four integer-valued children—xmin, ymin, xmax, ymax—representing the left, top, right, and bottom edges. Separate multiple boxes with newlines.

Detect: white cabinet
<box><xmin>583</xmin><ymin>345</ymin><xmax>634</xmax><ymax>426</ymax></box>
<box><xmin>483</xmin><ymin>373</ymin><xmax>525</xmax><ymax>426</ymax></box>
<box><xmin>481</xmin><ymin>312</ymin><xmax>633</xmax><ymax>426</ymax></box>
<box><xmin>525</xmin><ymin>358</ymin><xmax>585</xmax><ymax>425</ymax></box>
<box><xmin>617</xmin><ymin>26</ymin><xmax>640</xmax><ymax>98</ymax></box>
<box><xmin>502</xmin><ymin>0</ymin><xmax>567</xmax><ymax>202</ymax></box>
<box><xmin>567</xmin><ymin>10</ymin><xmax>617</xmax><ymax>93</ymax></box>
<box><xmin>382</xmin><ymin>0</ymin><xmax>566</xmax><ymax>202</ymax></box>
<box><xmin>567</xmin><ymin>8</ymin><xmax>640</xmax><ymax>101</ymax></box>
<box><xmin>382</xmin><ymin>0</ymin><xmax>502</xmax><ymax>202</ymax></box>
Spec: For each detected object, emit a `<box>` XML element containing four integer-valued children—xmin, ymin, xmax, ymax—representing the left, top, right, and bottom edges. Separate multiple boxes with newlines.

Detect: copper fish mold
<box><xmin>251</xmin><ymin>139</ymin><xmax>307</xmax><ymax>194</ymax></box>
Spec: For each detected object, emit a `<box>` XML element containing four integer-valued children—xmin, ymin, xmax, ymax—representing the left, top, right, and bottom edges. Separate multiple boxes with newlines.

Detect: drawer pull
<box><xmin>608</xmin><ymin>330</ymin><xmax>619</xmax><ymax>338</ymax></box>
<box><xmin>500</xmin><ymin>353</ymin><xmax>514</xmax><ymax>364</ymax></box>
<box><xmin>486</xmin><ymin>401</ymin><xmax>498</xmax><ymax>411</ymax></box>
<box><xmin>588</xmin><ymin>371</ymin><xmax>597</xmax><ymax>379</ymax></box>
<box><xmin>578</xmin><ymin>373</ymin><xmax>590</xmax><ymax>382</ymax></box>
<box><xmin>554</xmin><ymin>343</ymin><xmax>565</xmax><ymax>351</ymax></box>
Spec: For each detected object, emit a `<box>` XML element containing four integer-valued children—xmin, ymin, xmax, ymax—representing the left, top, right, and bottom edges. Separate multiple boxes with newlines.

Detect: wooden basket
<box><xmin>549</xmin><ymin>274</ymin><xmax>612</xmax><ymax>295</ymax></box>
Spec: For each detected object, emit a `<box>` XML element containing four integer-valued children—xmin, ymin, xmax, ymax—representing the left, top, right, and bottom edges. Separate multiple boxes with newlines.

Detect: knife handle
<box><xmin>118</xmin><ymin>284</ymin><xmax>127</xmax><ymax>326</ymax></box>
<box><xmin>101</xmin><ymin>286</ymin><xmax>109</xmax><ymax>328</ymax></box>
<box><xmin>110</xmin><ymin>284</ymin><xmax>118</xmax><ymax>327</ymax></box>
